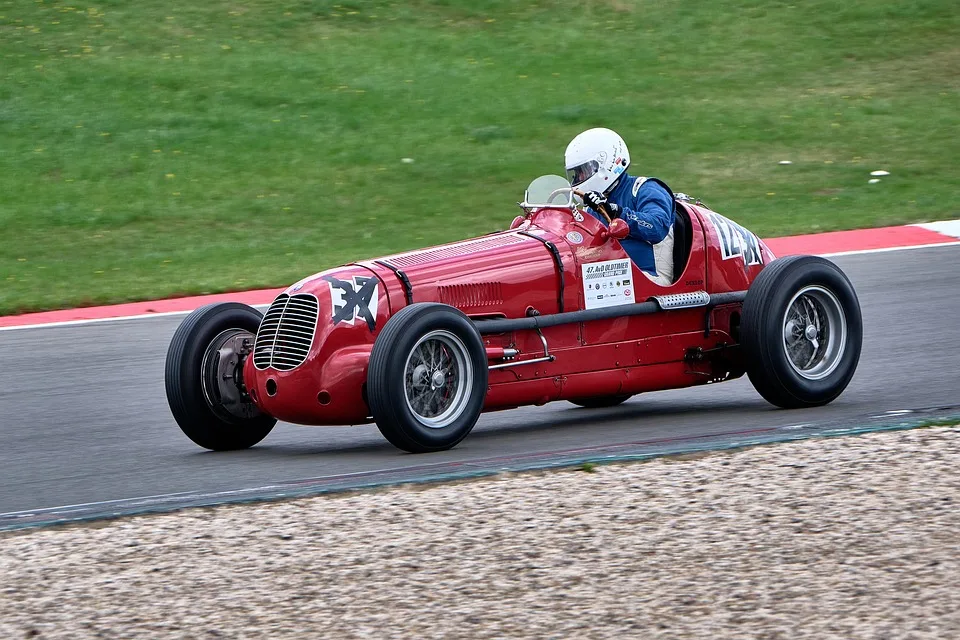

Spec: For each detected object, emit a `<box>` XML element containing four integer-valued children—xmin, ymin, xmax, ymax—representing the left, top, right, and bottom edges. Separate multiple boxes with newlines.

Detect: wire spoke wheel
<box><xmin>403</xmin><ymin>329</ymin><xmax>473</xmax><ymax>429</ymax></box>
<box><xmin>782</xmin><ymin>285</ymin><xmax>846</xmax><ymax>381</ymax></box>
<box><xmin>367</xmin><ymin>303</ymin><xmax>488</xmax><ymax>452</ymax></box>
<box><xmin>740</xmin><ymin>255</ymin><xmax>862</xmax><ymax>409</ymax></box>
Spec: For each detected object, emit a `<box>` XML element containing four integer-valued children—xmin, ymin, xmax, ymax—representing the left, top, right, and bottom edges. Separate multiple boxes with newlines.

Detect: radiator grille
<box><xmin>253</xmin><ymin>293</ymin><xmax>319</xmax><ymax>371</ymax></box>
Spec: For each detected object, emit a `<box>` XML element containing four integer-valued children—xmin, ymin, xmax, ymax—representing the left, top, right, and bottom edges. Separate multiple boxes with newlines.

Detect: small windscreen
<box><xmin>524</xmin><ymin>175</ymin><xmax>572</xmax><ymax>206</ymax></box>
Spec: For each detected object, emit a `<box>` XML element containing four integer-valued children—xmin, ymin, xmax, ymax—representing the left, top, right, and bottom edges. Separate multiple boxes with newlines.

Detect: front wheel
<box><xmin>165</xmin><ymin>303</ymin><xmax>277</xmax><ymax>450</ymax></box>
<box><xmin>367</xmin><ymin>303</ymin><xmax>488</xmax><ymax>453</ymax></box>
<box><xmin>740</xmin><ymin>255</ymin><xmax>862</xmax><ymax>408</ymax></box>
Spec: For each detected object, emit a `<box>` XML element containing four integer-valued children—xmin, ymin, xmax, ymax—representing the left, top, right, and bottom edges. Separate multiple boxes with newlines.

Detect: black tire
<box><xmin>165</xmin><ymin>303</ymin><xmax>277</xmax><ymax>450</ymax></box>
<box><xmin>569</xmin><ymin>395</ymin><xmax>632</xmax><ymax>409</ymax></box>
<box><xmin>367</xmin><ymin>303</ymin><xmax>488</xmax><ymax>453</ymax></box>
<box><xmin>740</xmin><ymin>255</ymin><xmax>862</xmax><ymax>408</ymax></box>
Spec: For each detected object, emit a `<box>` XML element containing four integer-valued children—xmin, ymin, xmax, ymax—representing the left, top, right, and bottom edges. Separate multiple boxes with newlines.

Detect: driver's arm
<box><xmin>618</xmin><ymin>181</ymin><xmax>674</xmax><ymax>245</ymax></box>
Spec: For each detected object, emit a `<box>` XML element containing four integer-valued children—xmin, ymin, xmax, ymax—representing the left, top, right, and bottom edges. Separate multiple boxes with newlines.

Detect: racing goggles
<box><xmin>565</xmin><ymin>160</ymin><xmax>599</xmax><ymax>187</ymax></box>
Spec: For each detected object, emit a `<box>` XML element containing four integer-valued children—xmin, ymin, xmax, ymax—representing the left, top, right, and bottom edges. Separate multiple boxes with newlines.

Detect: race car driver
<box><xmin>564</xmin><ymin>127</ymin><xmax>676</xmax><ymax>285</ymax></box>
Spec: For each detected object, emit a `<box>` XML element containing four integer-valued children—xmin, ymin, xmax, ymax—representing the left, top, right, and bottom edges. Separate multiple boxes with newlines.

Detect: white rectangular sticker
<box><xmin>581</xmin><ymin>259</ymin><xmax>635</xmax><ymax>310</ymax></box>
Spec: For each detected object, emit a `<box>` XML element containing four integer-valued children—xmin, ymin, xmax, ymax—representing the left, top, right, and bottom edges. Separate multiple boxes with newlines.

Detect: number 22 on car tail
<box><xmin>699</xmin><ymin>208</ymin><xmax>773</xmax><ymax>292</ymax></box>
<box><xmin>706</xmin><ymin>212</ymin><xmax>764</xmax><ymax>266</ymax></box>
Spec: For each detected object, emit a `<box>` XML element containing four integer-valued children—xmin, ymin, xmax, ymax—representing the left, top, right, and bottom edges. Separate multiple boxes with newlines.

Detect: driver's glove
<box><xmin>582</xmin><ymin>191</ymin><xmax>621</xmax><ymax>218</ymax></box>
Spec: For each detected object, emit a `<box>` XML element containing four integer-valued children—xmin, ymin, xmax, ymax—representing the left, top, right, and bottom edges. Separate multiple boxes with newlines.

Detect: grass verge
<box><xmin>1</xmin><ymin>0</ymin><xmax>957</xmax><ymax>313</ymax></box>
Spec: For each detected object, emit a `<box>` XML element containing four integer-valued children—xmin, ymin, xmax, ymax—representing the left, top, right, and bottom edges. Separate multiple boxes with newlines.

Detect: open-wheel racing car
<box><xmin>165</xmin><ymin>175</ymin><xmax>862</xmax><ymax>453</ymax></box>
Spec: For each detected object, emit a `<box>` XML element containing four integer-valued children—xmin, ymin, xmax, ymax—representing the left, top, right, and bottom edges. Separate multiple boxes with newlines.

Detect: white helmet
<box><xmin>564</xmin><ymin>128</ymin><xmax>631</xmax><ymax>195</ymax></box>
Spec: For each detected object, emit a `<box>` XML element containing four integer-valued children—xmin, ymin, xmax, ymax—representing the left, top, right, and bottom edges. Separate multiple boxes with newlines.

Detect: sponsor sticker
<box><xmin>706</xmin><ymin>212</ymin><xmax>764</xmax><ymax>266</ymax></box>
<box><xmin>566</xmin><ymin>231</ymin><xmax>584</xmax><ymax>244</ymax></box>
<box><xmin>581</xmin><ymin>258</ymin><xmax>635</xmax><ymax>310</ymax></box>
<box><xmin>573</xmin><ymin>211</ymin><xmax>584</xmax><ymax>222</ymax></box>
<box><xmin>322</xmin><ymin>275</ymin><xmax>380</xmax><ymax>331</ymax></box>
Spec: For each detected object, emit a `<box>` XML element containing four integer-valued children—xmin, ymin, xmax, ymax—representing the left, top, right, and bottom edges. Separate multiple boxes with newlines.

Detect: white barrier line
<box><xmin>818</xmin><ymin>240</ymin><xmax>960</xmax><ymax>258</ymax></box>
<box><xmin>0</xmin><ymin>304</ymin><xmax>271</xmax><ymax>333</ymax></box>
<box><xmin>0</xmin><ymin>490</ymin><xmax>202</xmax><ymax>517</ymax></box>
<box><xmin>0</xmin><ymin>462</ymin><xmax>458</xmax><ymax>520</ymax></box>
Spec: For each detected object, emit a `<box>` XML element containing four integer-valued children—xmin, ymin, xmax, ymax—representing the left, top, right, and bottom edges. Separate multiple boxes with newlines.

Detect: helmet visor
<box><xmin>565</xmin><ymin>160</ymin><xmax>599</xmax><ymax>187</ymax></box>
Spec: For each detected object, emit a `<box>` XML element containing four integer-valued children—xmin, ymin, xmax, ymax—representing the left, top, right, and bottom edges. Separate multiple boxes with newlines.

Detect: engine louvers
<box><xmin>438</xmin><ymin>282</ymin><xmax>504</xmax><ymax>309</ymax></box>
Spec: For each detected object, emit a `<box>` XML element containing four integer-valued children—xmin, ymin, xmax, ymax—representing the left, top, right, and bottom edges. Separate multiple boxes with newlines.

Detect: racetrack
<box><xmin>1</xmin><ymin>245</ymin><xmax>957</xmax><ymax>521</ymax></box>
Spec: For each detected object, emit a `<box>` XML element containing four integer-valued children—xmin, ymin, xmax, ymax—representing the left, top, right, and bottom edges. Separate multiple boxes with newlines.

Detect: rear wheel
<box><xmin>367</xmin><ymin>303</ymin><xmax>488</xmax><ymax>453</ymax></box>
<box><xmin>740</xmin><ymin>256</ymin><xmax>862</xmax><ymax>408</ymax></box>
<box><xmin>165</xmin><ymin>303</ymin><xmax>276</xmax><ymax>450</ymax></box>
<box><xmin>569</xmin><ymin>395</ymin><xmax>632</xmax><ymax>409</ymax></box>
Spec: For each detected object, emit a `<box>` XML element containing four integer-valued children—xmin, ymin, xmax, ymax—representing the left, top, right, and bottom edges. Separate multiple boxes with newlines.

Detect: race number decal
<box><xmin>706</xmin><ymin>212</ymin><xmax>764</xmax><ymax>266</ymax></box>
<box><xmin>323</xmin><ymin>275</ymin><xmax>380</xmax><ymax>331</ymax></box>
<box><xmin>581</xmin><ymin>259</ymin><xmax>635</xmax><ymax>310</ymax></box>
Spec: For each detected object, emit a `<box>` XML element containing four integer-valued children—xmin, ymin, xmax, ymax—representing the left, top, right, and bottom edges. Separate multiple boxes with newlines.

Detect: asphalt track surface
<box><xmin>1</xmin><ymin>246</ymin><xmax>957</xmax><ymax>521</ymax></box>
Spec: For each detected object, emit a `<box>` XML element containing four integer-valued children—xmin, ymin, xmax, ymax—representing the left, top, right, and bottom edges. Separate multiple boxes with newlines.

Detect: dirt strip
<box><xmin>2</xmin><ymin>426</ymin><xmax>958</xmax><ymax>639</ymax></box>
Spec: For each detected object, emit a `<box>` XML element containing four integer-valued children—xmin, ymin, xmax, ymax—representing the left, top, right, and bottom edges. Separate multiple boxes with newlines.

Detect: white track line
<box><xmin>817</xmin><ymin>240</ymin><xmax>960</xmax><ymax>258</ymax></box>
<box><xmin>1</xmin><ymin>240</ymin><xmax>958</xmax><ymax>333</ymax></box>
<box><xmin>0</xmin><ymin>304</ymin><xmax>271</xmax><ymax>333</ymax></box>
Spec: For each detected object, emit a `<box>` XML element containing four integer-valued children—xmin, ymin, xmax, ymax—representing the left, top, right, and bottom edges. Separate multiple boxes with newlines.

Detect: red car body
<box><xmin>244</xmin><ymin>200</ymin><xmax>776</xmax><ymax>426</ymax></box>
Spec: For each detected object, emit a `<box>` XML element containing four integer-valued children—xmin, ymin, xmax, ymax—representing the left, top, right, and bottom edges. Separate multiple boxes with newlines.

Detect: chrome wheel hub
<box><xmin>403</xmin><ymin>330</ymin><xmax>473</xmax><ymax>429</ymax></box>
<box><xmin>782</xmin><ymin>285</ymin><xmax>847</xmax><ymax>381</ymax></box>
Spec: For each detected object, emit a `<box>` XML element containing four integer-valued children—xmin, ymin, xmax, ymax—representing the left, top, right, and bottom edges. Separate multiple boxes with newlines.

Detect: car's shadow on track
<box><xmin>471</xmin><ymin>397</ymin><xmax>775</xmax><ymax>438</ymax></box>
<box><xmin>191</xmin><ymin>396</ymin><xmax>778</xmax><ymax>460</ymax></box>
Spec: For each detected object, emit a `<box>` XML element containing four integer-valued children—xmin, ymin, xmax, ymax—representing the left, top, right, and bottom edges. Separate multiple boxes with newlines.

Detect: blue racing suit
<box><xmin>584</xmin><ymin>174</ymin><xmax>675</xmax><ymax>277</ymax></box>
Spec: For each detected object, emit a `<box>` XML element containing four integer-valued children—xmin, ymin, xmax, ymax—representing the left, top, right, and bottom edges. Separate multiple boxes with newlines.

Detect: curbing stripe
<box><xmin>763</xmin><ymin>222</ymin><xmax>957</xmax><ymax>258</ymax></box>
<box><xmin>915</xmin><ymin>220</ymin><xmax>960</xmax><ymax>240</ymax></box>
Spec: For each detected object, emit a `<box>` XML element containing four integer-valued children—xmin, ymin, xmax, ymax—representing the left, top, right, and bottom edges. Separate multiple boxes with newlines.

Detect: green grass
<box><xmin>1</xmin><ymin>0</ymin><xmax>957</xmax><ymax>314</ymax></box>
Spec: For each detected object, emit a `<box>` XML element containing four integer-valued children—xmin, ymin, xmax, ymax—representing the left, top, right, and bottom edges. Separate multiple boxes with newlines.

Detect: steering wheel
<box><xmin>539</xmin><ymin>186</ymin><xmax>615</xmax><ymax>224</ymax></box>
<box><xmin>543</xmin><ymin>187</ymin><xmax>577</xmax><ymax>207</ymax></box>
<box><xmin>519</xmin><ymin>187</ymin><xmax>611</xmax><ymax>224</ymax></box>
<box><xmin>569</xmin><ymin>188</ymin><xmax>613</xmax><ymax>224</ymax></box>
<box><xmin>540</xmin><ymin>187</ymin><xmax>609</xmax><ymax>222</ymax></box>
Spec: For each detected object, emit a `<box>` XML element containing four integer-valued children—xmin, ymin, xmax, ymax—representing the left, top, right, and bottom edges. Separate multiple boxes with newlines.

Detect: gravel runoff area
<box><xmin>1</xmin><ymin>426</ymin><xmax>958</xmax><ymax>639</ymax></box>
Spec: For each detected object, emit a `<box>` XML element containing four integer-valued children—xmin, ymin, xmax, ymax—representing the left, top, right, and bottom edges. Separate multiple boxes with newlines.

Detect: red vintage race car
<box><xmin>165</xmin><ymin>175</ymin><xmax>862</xmax><ymax>453</ymax></box>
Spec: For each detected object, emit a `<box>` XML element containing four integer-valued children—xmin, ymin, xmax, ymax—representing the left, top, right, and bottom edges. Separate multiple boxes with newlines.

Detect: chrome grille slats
<box><xmin>273</xmin><ymin>327</ymin><xmax>314</xmax><ymax>338</ymax></box>
<box><xmin>279</xmin><ymin>317</ymin><xmax>315</xmax><ymax>327</ymax></box>
<box><xmin>271</xmin><ymin>337</ymin><xmax>312</xmax><ymax>348</ymax></box>
<box><xmin>252</xmin><ymin>295</ymin><xmax>288</xmax><ymax>369</ymax></box>
<box><xmin>281</xmin><ymin>319</ymin><xmax>315</xmax><ymax>327</ymax></box>
<box><xmin>253</xmin><ymin>293</ymin><xmax>319</xmax><ymax>371</ymax></box>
